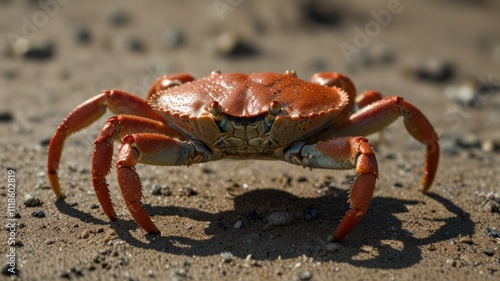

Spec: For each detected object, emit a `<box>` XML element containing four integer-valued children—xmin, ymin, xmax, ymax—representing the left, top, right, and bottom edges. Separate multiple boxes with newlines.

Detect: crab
<box><xmin>47</xmin><ymin>70</ymin><xmax>439</xmax><ymax>241</ymax></box>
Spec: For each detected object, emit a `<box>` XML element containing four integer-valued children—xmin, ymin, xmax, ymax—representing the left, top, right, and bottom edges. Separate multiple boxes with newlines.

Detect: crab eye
<box><xmin>285</xmin><ymin>70</ymin><xmax>297</xmax><ymax>77</ymax></box>
<box><xmin>269</xmin><ymin>101</ymin><xmax>281</xmax><ymax>115</ymax></box>
<box><xmin>209</xmin><ymin>101</ymin><xmax>223</xmax><ymax>116</ymax></box>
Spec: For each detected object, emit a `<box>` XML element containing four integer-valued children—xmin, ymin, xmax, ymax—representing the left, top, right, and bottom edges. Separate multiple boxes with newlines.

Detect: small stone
<box><xmin>458</xmin><ymin>236</ymin><xmax>473</xmax><ymax>244</ymax></box>
<box><xmin>13</xmin><ymin>38</ymin><xmax>55</xmax><ymax>60</ymax></box>
<box><xmin>298</xmin><ymin>270</ymin><xmax>313</xmax><ymax>281</ymax></box>
<box><xmin>0</xmin><ymin>111</ymin><xmax>13</xmax><ymax>122</ymax></box>
<box><xmin>415</xmin><ymin>57</ymin><xmax>454</xmax><ymax>82</ymax></box>
<box><xmin>265</xmin><ymin>212</ymin><xmax>295</xmax><ymax>227</ymax></box>
<box><xmin>297</xmin><ymin>176</ymin><xmax>308</xmax><ymax>183</ymax></box>
<box><xmin>303</xmin><ymin>0</ymin><xmax>342</xmax><ymax>25</ymax></box>
<box><xmin>457</xmin><ymin>134</ymin><xmax>481</xmax><ymax>149</ymax></box>
<box><xmin>484</xmin><ymin>249</ymin><xmax>495</xmax><ymax>256</ymax></box>
<box><xmin>39</xmin><ymin>137</ymin><xmax>51</xmax><ymax>147</ymax></box>
<box><xmin>220</xmin><ymin>251</ymin><xmax>234</xmax><ymax>263</ymax></box>
<box><xmin>80</xmin><ymin>230</ymin><xmax>90</xmax><ymax>239</ymax></box>
<box><xmin>45</xmin><ymin>239</ymin><xmax>55</xmax><ymax>245</ymax></box>
<box><xmin>31</xmin><ymin>210</ymin><xmax>45</xmax><ymax>218</ymax></box>
<box><xmin>150</xmin><ymin>184</ymin><xmax>162</xmax><ymax>196</ymax></box>
<box><xmin>445</xmin><ymin>83</ymin><xmax>479</xmax><ymax>108</ymax></box>
<box><xmin>484</xmin><ymin>227</ymin><xmax>500</xmax><ymax>238</ymax></box>
<box><xmin>179</xmin><ymin>185</ymin><xmax>197</xmax><ymax>197</ymax></box>
<box><xmin>74</xmin><ymin>25</ymin><xmax>92</xmax><ymax>44</ymax></box>
<box><xmin>392</xmin><ymin>181</ymin><xmax>404</xmax><ymax>188</ymax></box>
<box><xmin>234</xmin><ymin>220</ymin><xmax>243</xmax><ymax>229</ymax></box>
<box><xmin>325</xmin><ymin>242</ymin><xmax>341</xmax><ymax>253</ymax></box>
<box><xmin>122</xmin><ymin>36</ymin><xmax>145</xmax><ymax>53</ymax></box>
<box><xmin>303</xmin><ymin>209</ymin><xmax>322</xmax><ymax>221</ymax></box>
<box><xmin>24</xmin><ymin>194</ymin><xmax>42</xmax><ymax>207</ymax></box>
<box><xmin>163</xmin><ymin>28</ymin><xmax>184</xmax><ymax>48</ymax></box>
<box><xmin>215</xmin><ymin>31</ymin><xmax>256</xmax><ymax>57</ymax></box>
<box><xmin>107</xmin><ymin>8</ymin><xmax>129</xmax><ymax>27</ymax></box>
<box><xmin>481</xmin><ymin>140</ymin><xmax>500</xmax><ymax>152</ymax></box>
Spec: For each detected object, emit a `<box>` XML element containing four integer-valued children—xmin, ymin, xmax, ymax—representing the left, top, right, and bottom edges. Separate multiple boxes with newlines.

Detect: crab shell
<box><xmin>150</xmin><ymin>72</ymin><xmax>350</xmax><ymax>147</ymax></box>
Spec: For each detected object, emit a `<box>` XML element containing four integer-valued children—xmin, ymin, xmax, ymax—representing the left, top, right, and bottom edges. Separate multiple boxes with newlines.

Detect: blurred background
<box><xmin>1</xmin><ymin>0</ymin><xmax>499</xmax><ymax>140</ymax></box>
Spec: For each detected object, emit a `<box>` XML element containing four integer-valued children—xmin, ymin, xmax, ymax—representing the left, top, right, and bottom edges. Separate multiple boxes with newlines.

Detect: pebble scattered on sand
<box><xmin>234</xmin><ymin>220</ymin><xmax>243</xmax><ymax>229</ymax></box>
<box><xmin>74</xmin><ymin>25</ymin><xmax>92</xmax><ymax>44</ymax></box>
<box><xmin>265</xmin><ymin>212</ymin><xmax>295</xmax><ymax>227</ymax></box>
<box><xmin>303</xmin><ymin>0</ymin><xmax>342</xmax><ymax>26</ymax></box>
<box><xmin>0</xmin><ymin>111</ymin><xmax>13</xmax><ymax>122</ymax></box>
<box><xmin>24</xmin><ymin>194</ymin><xmax>42</xmax><ymax>207</ymax></box>
<box><xmin>150</xmin><ymin>184</ymin><xmax>172</xmax><ymax>196</ymax></box>
<box><xmin>13</xmin><ymin>38</ymin><xmax>55</xmax><ymax>60</ymax></box>
<box><xmin>31</xmin><ymin>210</ymin><xmax>45</xmax><ymax>218</ymax></box>
<box><xmin>215</xmin><ymin>31</ymin><xmax>256</xmax><ymax>57</ymax></box>
<box><xmin>220</xmin><ymin>251</ymin><xmax>234</xmax><ymax>263</ymax></box>
<box><xmin>484</xmin><ymin>227</ymin><xmax>500</xmax><ymax>238</ymax></box>
<box><xmin>163</xmin><ymin>28</ymin><xmax>184</xmax><ymax>48</ymax></box>
<box><xmin>298</xmin><ymin>270</ymin><xmax>313</xmax><ymax>281</ymax></box>
<box><xmin>106</xmin><ymin>8</ymin><xmax>130</xmax><ymax>27</ymax></box>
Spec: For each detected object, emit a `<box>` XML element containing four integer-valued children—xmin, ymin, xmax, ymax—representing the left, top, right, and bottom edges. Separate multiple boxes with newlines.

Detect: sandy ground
<box><xmin>1</xmin><ymin>0</ymin><xmax>499</xmax><ymax>280</ymax></box>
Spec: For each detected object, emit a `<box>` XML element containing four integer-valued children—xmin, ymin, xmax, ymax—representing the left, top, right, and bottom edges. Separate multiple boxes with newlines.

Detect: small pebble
<box><xmin>303</xmin><ymin>209</ymin><xmax>322</xmax><ymax>221</ymax></box>
<box><xmin>265</xmin><ymin>212</ymin><xmax>295</xmax><ymax>227</ymax></box>
<box><xmin>80</xmin><ymin>230</ymin><xmax>90</xmax><ymax>239</ymax></box>
<box><xmin>45</xmin><ymin>239</ymin><xmax>55</xmax><ymax>245</ymax></box>
<box><xmin>215</xmin><ymin>31</ymin><xmax>256</xmax><ymax>57</ymax></box>
<box><xmin>220</xmin><ymin>251</ymin><xmax>234</xmax><ymax>263</ymax></box>
<box><xmin>303</xmin><ymin>0</ymin><xmax>341</xmax><ymax>25</ymax></box>
<box><xmin>298</xmin><ymin>270</ymin><xmax>313</xmax><ymax>281</ymax></box>
<box><xmin>163</xmin><ymin>28</ymin><xmax>184</xmax><ymax>48</ymax></box>
<box><xmin>24</xmin><ymin>194</ymin><xmax>42</xmax><ymax>207</ymax></box>
<box><xmin>325</xmin><ymin>242</ymin><xmax>341</xmax><ymax>253</ymax></box>
<box><xmin>107</xmin><ymin>8</ymin><xmax>129</xmax><ymax>26</ymax></box>
<box><xmin>74</xmin><ymin>25</ymin><xmax>92</xmax><ymax>44</ymax></box>
<box><xmin>445</xmin><ymin>83</ymin><xmax>479</xmax><ymax>108</ymax></box>
<box><xmin>0</xmin><ymin>111</ymin><xmax>13</xmax><ymax>122</ymax></box>
<box><xmin>179</xmin><ymin>185</ymin><xmax>197</xmax><ymax>197</ymax></box>
<box><xmin>481</xmin><ymin>140</ymin><xmax>500</xmax><ymax>152</ymax></box>
<box><xmin>458</xmin><ymin>236</ymin><xmax>473</xmax><ymax>244</ymax></box>
<box><xmin>483</xmin><ymin>249</ymin><xmax>495</xmax><ymax>256</ymax></box>
<box><xmin>31</xmin><ymin>210</ymin><xmax>45</xmax><ymax>218</ymax></box>
<box><xmin>484</xmin><ymin>227</ymin><xmax>500</xmax><ymax>238</ymax></box>
<box><xmin>234</xmin><ymin>220</ymin><xmax>243</xmax><ymax>229</ymax></box>
<box><xmin>415</xmin><ymin>57</ymin><xmax>454</xmax><ymax>82</ymax></box>
<box><xmin>456</xmin><ymin>134</ymin><xmax>481</xmax><ymax>149</ymax></box>
<box><xmin>297</xmin><ymin>176</ymin><xmax>308</xmax><ymax>183</ymax></box>
<box><xmin>392</xmin><ymin>181</ymin><xmax>404</xmax><ymax>188</ymax></box>
<box><xmin>150</xmin><ymin>184</ymin><xmax>162</xmax><ymax>196</ymax></box>
<box><xmin>13</xmin><ymin>38</ymin><xmax>55</xmax><ymax>60</ymax></box>
<box><xmin>122</xmin><ymin>36</ymin><xmax>145</xmax><ymax>53</ymax></box>
<box><xmin>39</xmin><ymin>137</ymin><xmax>51</xmax><ymax>147</ymax></box>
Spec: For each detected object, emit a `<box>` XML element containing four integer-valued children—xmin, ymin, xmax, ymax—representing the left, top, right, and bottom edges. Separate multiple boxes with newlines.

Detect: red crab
<box><xmin>47</xmin><ymin>70</ymin><xmax>439</xmax><ymax>241</ymax></box>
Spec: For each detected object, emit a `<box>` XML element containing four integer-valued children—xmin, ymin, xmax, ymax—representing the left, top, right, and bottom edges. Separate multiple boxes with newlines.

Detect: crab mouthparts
<box><xmin>209</xmin><ymin>100</ymin><xmax>281</xmax><ymax>133</ymax></box>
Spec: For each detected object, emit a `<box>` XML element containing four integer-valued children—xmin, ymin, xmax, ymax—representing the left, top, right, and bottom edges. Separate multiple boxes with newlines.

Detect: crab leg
<box><xmin>92</xmin><ymin>115</ymin><xmax>184</xmax><ymax>220</ymax></box>
<box><xmin>116</xmin><ymin>134</ymin><xmax>211</xmax><ymax>233</ymax></box>
<box><xmin>47</xmin><ymin>90</ymin><xmax>166</xmax><ymax>198</ymax></box>
<box><xmin>285</xmin><ymin>137</ymin><xmax>378</xmax><ymax>241</ymax></box>
<box><xmin>333</xmin><ymin>96</ymin><xmax>439</xmax><ymax>191</ymax></box>
<box><xmin>145</xmin><ymin>73</ymin><xmax>195</xmax><ymax>100</ymax></box>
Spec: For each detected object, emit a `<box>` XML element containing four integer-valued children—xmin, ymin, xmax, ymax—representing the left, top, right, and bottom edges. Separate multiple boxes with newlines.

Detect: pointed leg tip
<box><xmin>327</xmin><ymin>234</ymin><xmax>340</xmax><ymax>243</ymax></box>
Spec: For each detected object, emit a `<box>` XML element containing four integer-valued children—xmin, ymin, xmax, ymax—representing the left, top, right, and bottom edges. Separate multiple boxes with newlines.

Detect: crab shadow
<box><xmin>78</xmin><ymin>187</ymin><xmax>473</xmax><ymax>269</ymax></box>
